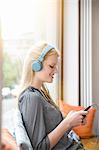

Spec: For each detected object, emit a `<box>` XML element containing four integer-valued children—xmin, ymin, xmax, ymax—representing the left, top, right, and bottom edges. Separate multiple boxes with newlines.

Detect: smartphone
<box><xmin>82</xmin><ymin>105</ymin><xmax>92</xmax><ymax>118</ymax></box>
<box><xmin>84</xmin><ymin>105</ymin><xmax>91</xmax><ymax>111</ymax></box>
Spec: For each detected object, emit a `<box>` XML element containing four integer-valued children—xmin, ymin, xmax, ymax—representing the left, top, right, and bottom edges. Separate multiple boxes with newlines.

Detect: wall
<box><xmin>63</xmin><ymin>0</ymin><xmax>79</xmax><ymax>105</ymax></box>
<box><xmin>92</xmin><ymin>0</ymin><xmax>99</xmax><ymax>136</ymax></box>
<box><xmin>92</xmin><ymin>0</ymin><xmax>99</xmax><ymax>106</ymax></box>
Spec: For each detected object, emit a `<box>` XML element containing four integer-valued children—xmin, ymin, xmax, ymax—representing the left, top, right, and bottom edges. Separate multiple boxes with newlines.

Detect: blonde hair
<box><xmin>18</xmin><ymin>42</ymin><xmax>59</xmax><ymax>107</ymax></box>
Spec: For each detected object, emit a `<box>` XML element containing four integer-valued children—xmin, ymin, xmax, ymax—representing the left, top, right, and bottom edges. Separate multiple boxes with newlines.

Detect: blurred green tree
<box><xmin>3</xmin><ymin>52</ymin><xmax>21</xmax><ymax>88</ymax></box>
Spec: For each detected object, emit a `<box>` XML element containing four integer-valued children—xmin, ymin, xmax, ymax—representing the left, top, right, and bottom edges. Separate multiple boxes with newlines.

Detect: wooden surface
<box><xmin>81</xmin><ymin>137</ymin><xmax>99</xmax><ymax>150</ymax></box>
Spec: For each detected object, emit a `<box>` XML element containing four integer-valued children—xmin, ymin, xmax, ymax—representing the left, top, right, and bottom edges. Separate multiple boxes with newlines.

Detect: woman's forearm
<box><xmin>48</xmin><ymin>118</ymin><xmax>71</xmax><ymax>149</ymax></box>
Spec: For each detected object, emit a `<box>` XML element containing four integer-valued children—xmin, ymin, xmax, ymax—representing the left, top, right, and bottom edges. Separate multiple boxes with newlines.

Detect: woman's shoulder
<box><xmin>18</xmin><ymin>86</ymin><xmax>43</xmax><ymax>105</ymax></box>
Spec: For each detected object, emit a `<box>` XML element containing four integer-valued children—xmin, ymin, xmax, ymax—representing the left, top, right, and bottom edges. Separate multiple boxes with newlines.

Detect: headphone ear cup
<box><xmin>32</xmin><ymin>60</ymin><xmax>42</xmax><ymax>72</ymax></box>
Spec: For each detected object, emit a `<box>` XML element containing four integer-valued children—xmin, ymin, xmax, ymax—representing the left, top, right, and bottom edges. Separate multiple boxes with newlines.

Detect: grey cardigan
<box><xmin>18</xmin><ymin>86</ymin><xmax>81</xmax><ymax>150</ymax></box>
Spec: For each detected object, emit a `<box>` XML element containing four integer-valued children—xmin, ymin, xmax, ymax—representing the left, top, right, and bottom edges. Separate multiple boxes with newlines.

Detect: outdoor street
<box><xmin>2</xmin><ymin>98</ymin><xmax>17</xmax><ymax>130</ymax></box>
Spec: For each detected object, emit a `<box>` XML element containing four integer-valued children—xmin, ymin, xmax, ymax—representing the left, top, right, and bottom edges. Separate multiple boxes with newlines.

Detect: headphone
<box><xmin>32</xmin><ymin>45</ymin><xmax>54</xmax><ymax>72</ymax></box>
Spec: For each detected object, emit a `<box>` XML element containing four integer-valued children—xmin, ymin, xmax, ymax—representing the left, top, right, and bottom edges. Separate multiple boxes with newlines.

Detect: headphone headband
<box><xmin>38</xmin><ymin>45</ymin><xmax>54</xmax><ymax>62</ymax></box>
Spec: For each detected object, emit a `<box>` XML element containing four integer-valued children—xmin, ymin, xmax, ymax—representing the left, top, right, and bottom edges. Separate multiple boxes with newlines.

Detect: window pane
<box><xmin>1</xmin><ymin>0</ymin><xmax>60</xmax><ymax>128</ymax></box>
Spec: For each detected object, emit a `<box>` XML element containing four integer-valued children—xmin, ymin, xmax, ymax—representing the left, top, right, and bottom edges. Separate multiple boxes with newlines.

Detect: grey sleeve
<box><xmin>18</xmin><ymin>92</ymin><xmax>50</xmax><ymax>150</ymax></box>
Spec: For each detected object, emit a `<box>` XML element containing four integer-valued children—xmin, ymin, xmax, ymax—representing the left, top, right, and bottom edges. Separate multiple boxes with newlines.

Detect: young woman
<box><xmin>18</xmin><ymin>42</ymin><xmax>87</xmax><ymax>150</ymax></box>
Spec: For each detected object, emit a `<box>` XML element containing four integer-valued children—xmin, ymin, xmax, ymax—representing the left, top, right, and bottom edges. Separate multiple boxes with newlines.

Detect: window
<box><xmin>0</xmin><ymin>0</ymin><xmax>62</xmax><ymax>128</ymax></box>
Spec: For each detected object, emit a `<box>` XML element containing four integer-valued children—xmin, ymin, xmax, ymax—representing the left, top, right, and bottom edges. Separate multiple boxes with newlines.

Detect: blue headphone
<box><xmin>32</xmin><ymin>45</ymin><xmax>54</xmax><ymax>72</ymax></box>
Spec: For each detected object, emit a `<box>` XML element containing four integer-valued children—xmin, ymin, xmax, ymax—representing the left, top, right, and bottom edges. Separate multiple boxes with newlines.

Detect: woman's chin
<box><xmin>47</xmin><ymin>78</ymin><xmax>53</xmax><ymax>83</ymax></box>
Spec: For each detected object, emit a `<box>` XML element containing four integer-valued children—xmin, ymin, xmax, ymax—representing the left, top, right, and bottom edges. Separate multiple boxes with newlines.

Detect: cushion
<box><xmin>13</xmin><ymin>109</ymin><xmax>33</xmax><ymax>150</ymax></box>
<box><xmin>59</xmin><ymin>100</ymin><xmax>96</xmax><ymax>138</ymax></box>
<box><xmin>1</xmin><ymin>128</ymin><xmax>18</xmax><ymax>150</ymax></box>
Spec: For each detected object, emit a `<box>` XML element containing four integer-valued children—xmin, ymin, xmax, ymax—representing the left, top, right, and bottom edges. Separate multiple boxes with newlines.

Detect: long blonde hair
<box><xmin>18</xmin><ymin>42</ymin><xmax>59</xmax><ymax>106</ymax></box>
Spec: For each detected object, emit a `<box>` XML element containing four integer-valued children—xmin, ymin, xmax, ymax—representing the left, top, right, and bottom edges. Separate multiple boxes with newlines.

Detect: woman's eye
<box><xmin>49</xmin><ymin>65</ymin><xmax>54</xmax><ymax>68</ymax></box>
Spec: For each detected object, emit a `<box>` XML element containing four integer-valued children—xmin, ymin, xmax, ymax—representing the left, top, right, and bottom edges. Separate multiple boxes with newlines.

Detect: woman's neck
<box><xmin>31</xmin><ymin>78</ymin><xmax>43</xmax><ymax>90</ymax></box>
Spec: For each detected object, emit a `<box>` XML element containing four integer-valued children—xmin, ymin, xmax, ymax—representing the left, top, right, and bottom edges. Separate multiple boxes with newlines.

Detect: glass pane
<box><xmin>1</xmin><ymin>0</ymin><xmax>59</xmax><ymax>129</ymax></box>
